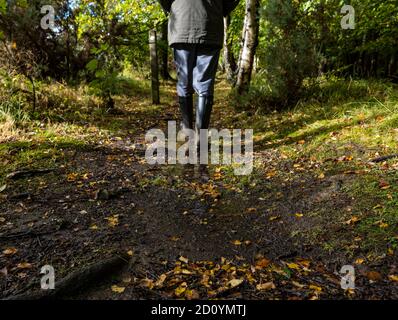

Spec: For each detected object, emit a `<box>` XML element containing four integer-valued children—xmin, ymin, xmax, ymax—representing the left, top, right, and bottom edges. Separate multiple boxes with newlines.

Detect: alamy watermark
<box><xmin>145</xmin><ymin>122</ymin><xmax>253</xmax><ymax>175</ymax></box>
<box><xmin>341</xmin><ymin>5</ymin><xmax>355</xmax><ymax>30</ymax></box>
<box><xmin>340</xmin><ymin>265</ymin><xmax>355</xmax><ymax>290</ymax></box>
<box><xmin>40</xmin><ymin>265</ymin><xmax>55</xmax><ymax>290</ymax></box>
<box><xmin>40</xmin><ymin>5</ymin><xmax>55</xmax><ymax>31</ymax></box>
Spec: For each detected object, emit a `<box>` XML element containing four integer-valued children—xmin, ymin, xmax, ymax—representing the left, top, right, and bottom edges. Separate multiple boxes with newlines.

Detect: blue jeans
<box><xmin>173</xmin><ymin>44</ymin><xmax>221</xmax><ymax>97</ymax></box>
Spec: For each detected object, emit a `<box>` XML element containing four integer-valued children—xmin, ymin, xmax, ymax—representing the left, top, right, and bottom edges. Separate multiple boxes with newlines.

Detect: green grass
<box><xmin>223</xmin><ymin>78</ymin><xmax>398</xmax><ymax>162</ymax></box>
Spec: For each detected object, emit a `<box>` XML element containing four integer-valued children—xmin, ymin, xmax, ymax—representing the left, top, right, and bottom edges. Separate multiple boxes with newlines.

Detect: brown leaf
<box><xmin>367</xmin><ymin>271</ymin><xmax>382</xmax><ymax>281</ymax></box>
<box><xmin>255</xmin><ymin>258</ymin><xmax>271</xmax><ymax>269</ymax></box>
<box><xmin>379</xmin><ymin>180</ymin><xmax>391</xmax><ymax>190</ymax></box>
<box><xmin>227</xmin><ymin>279</ymin><xmax>244</xmax><ymax>288</ymax></box>
<box><xmin>16</xmin><ymin>262</ymin><xmax>32</xmax><ymax>269</ymax></box>
<box><xmin>256</xmin><ymin>282</ymin><xmax>275</xmax><ymax>291</ymax></box>
<box><xmin>3</xmin><ymin>248</ymin><xmax>18</xmax><ymax>256</ymax></box>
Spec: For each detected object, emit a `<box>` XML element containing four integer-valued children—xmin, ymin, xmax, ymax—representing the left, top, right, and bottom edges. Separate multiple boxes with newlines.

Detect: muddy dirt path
<box><xmin>1</xmin><ymin>100</ymin><xmax>397</xmax><ymax>300</ymax></box>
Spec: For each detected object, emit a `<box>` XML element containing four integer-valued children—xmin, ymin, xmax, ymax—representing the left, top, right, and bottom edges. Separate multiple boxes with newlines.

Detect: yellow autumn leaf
<box><xmin>309</xmin><ymin>284</ymin><xmax>322</xmax><ymax>292</ymax></box>
<box><xmin>67</xmin><ymin>172</ymin><xmax>79</xmax><ymax>182</ymax></box>
<box><xmin>179</xmin><ymin>256</ymin><xmax>189</xmax><ymax>264</ymax></box>
<box><xmin>105</xmin><ymin>215</ymin><xmax>119</xmax><ymax>227</ymax></box>
<box><xmin>287</xmin><ymin>263</ymin><xmax>300</xmax><ymax>270</ymax></box>
<box><xmin>175</xmin><ymin>282</ymin><xmax>187</xmax><ymax>297</ymax></box>
<box><xmin>388</xmin><ymin>275</ymin><xmax>398</xmax><ymax>282</ymax></box>
<box><xmin>344</xmin><ymin>216</ymin><xmax>360</xmax><ymax>225</ymax></box>
<box><xmin>111</xmin><ymin>285</ymin><xmax>125</xmax><ymax>293</ymax></box>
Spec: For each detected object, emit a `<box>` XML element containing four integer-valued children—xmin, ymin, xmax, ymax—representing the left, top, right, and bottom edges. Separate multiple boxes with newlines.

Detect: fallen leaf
<box><xmin>255</xmin><ymin>258</ymin><xmax>271</xmax><ymax>269</ymax></box>
<box><xmin>179</xmin><ymin>256</ymin><xmax>189</xmax><ymax>264</ymax></box>
<box><xmin>367</xmin><ymin>271</ymin><xmax>382</xmax><ymax>281</ymax></box>
<box><xmin>388</xmin><ymin>275</ymin><xmax>398</xmax><ymax>282</ymax></box>
<box><xmin>140</xmin><ymin>278</ymin><xmax>154</xmax><ymax>289</ymax></box>
<box><xmin>175</xmin><ymin>282</ymin><xmax>187</xmax><ymax>297</ymax></box>
<box><xmin>111</xmin><ymin>285</ymin><xmax>125</xmax><ymax>293</ymax></box>
<box><xmin>67</xmin><ymin>173</ymin><xmax>79</xmax><ymax>182</ymax></box>
<box><xmin>292</xmin><ymin>281</ymin><xmax>305</xmax><ymax>289</ymax></box>
<box><xmin>379</xmin><ymin>180</ymin><xmax>391</xmax><ymax>190</ymax></box>
<box><xmin>227</xmin><ymin>279</ymin><xmax>244</xmax><ymax>288</ymax></box>
<box><xmin>344</xmin><ymin>216</ymin><xmax>361</xmax><ymax>225</ymax></box>
<box><xmin>105</xmin><ymin>215</ymin><xmax>119</xmax><ymax>227</ymax></box>
<box><xmin>0</xmin><ymin>185</ymin><xmax>6</xmax><ymax>193</ymax></box>
<box><xmin>155</xmin><ymin>274</ymin><xmax>167</xmax><ymax>287</ymax></box>
<box><xmin>3</xmin><ymin>248</ymin><xmax>17</xmax><ymax>256</ymax></box>
<box><xmin>17</xmin><ymin>262</ymin><xmax>32</xmax><ymax>269</ymax></box>
<box><xmin>256</xmin><ymin>282</ymin><xmax>275</xmax><ymax>291</ymax></box>
<box><xmin>309</xmin><ymin>284</ymin><xmax>322</xmax><ymax>292</ymax></box>
<box><xmin>287</xmin><ymin>263</ymin><xmax>300</xmax><ymax>270</ymax></box>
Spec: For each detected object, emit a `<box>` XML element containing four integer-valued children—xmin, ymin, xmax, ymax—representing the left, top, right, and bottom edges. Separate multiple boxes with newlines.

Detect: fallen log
<box><xmin>5</xmin><ymin>254</ymin><xmax>130</xmax><ymax>300</ymax></box>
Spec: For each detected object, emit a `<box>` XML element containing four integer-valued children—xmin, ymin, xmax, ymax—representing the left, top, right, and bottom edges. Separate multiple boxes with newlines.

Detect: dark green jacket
<box><xmin>158</xmin><ymin>0</ymin><xmax>240</xmax><ymax>47</ymax></box>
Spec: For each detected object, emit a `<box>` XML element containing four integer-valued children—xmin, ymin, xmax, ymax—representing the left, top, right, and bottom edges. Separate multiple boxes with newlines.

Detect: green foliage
<box><xmin>0</xmin><ymin>96</ymin><xmax>29</xmax><ymax>123</ymax></box>
<box><xmin>251</xmin><ymin>0</ymin><xmax>319</xmax><ymax>108</ymax></box>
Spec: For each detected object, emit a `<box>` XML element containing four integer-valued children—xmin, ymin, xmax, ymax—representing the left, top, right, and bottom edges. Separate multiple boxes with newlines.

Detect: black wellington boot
<box><xmin>195</xmin><ymin>95</ymin><xmax>214</xmax><ymax>151</ymax></box>
<box><xmin>178</xmin><ymin>95</ymin><xmax>194</xmax><ymax>130</ymax></box>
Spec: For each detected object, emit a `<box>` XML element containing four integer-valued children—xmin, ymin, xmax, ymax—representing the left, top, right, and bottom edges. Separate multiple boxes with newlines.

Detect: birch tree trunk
<box><xmin>223</xmin><ymin>15</ymin><xmax>237</xmax><ymax>84</ymax></box>
<box><xmin>235</xmin><ymin>0</ymin><xmax>260</xmax><ymax>95</ymax></box>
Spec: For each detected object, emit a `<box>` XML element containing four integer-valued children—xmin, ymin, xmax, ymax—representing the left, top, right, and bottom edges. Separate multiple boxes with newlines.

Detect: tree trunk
<box><xmin>159</xmin><ymin>20</ymin><xmax>171</xmax><ymax>80</ymax></box>
<box><xmin>223</xmin><ymin>15</ymin><xmax>237</xmax><ymax>84</ymax></box>
<box><xmin>235</xmin><ymin>0</ymin><xmax>260</xmax><ymax>95</ymax></box>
